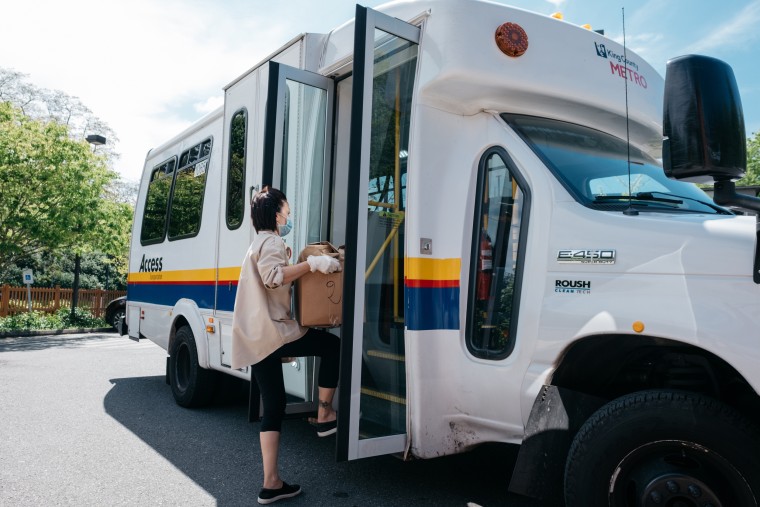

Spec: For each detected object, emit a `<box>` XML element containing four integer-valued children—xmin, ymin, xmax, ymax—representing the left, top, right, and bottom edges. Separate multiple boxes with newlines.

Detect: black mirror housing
<box><xmin>663</xmin><ymin>55</ymin><xmax>746</xmax><ymax>183</ymax></box>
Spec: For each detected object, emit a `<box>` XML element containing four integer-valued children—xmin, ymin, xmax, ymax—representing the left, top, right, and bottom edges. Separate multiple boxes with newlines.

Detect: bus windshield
<box><xmin>502</xmin><ymin>114</ymin><xmax>730</xmax><ymax>215</ymax></box>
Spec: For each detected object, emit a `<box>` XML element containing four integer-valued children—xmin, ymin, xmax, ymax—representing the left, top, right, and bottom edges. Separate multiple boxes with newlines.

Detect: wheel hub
<box><xmin>610</xmin><ymin>440</ymin><xmax>755</xmax><ymax>507</ymax></box>
<box><xmin>642</xmin><ymin>474</ymin><xmax>720</xmax><ymax>507</ymax></box>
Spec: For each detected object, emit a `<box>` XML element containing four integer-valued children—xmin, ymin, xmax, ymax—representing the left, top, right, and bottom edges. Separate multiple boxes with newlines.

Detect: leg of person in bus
<box><xmin>318</xmin><ymin>387</ymin><xmax>337</xmax><ymax>423</ymax></box>
<box><xmin>259</xmin><ymin>431</ymin><xmax>282</xmax><ymax>489</ymax></box>
<box><xmin>279</xmin><ymin>328</ymin><xmax>339</xmax><ymax>427</ymax></box>
<box><xmin>251</xmin><ymin>355</ymin><xmax>288</xmax><ymax>490</ymax></box>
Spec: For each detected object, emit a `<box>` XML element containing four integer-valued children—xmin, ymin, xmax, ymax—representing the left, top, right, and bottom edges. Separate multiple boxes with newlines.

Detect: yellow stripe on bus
<box><xmin>218</xmin><ymin>266</ymin><xmax>241</xmax><ymax>281</ymax></box>
<box><xmin>128</xmin><ymin>266</ymin><xmax>243</xmax><ymax>283</ymax></box>
<box><xmin>129</xmin><ymin>259</ymin><xmax>460</xmax><ymax>284</ymax></box>
<box><xmin>127</xmin><ymin>268</ymin><xmax>216</xmax><ymax>283</ymax></box>
<box><xmin>405</xmin><ymin>257</ymin><xmax>461</xmax><ymax>281</ymax></box>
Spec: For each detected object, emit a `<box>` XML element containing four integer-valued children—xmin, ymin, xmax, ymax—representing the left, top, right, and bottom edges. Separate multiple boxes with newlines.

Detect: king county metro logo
<box><xmin>594</xmin><ymin>42</ymin><xmax>647</xmax><ymax>89</ymax></box>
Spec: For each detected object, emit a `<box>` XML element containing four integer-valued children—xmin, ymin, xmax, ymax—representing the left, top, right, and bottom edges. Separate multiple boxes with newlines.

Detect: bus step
<box><xmin>367</xmin><ymin>349</ymin><xmax>405</xmax><ymax>362</ymax></box>
<box><xmin>360</xmin><ymin>386</ymin><xmax>406</xmax><ymax>405</ymax></box>
<box><xmin>358</xmin><ymin>386</ymin><xmax>406</xmax><ymax>437</ymax></box>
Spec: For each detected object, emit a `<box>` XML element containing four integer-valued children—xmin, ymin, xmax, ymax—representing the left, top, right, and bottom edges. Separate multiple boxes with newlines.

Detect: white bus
<box><xmin>127</xmin><ymin>1</ymin><xmax>760</xmax><ymax>504</ymax></box>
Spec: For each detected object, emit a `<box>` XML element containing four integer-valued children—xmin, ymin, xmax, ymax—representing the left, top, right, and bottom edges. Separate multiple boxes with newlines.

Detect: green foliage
<box><xmin>0</xmin><ymin>251</ymin><xmax>126</xmax><ymax>290</ymax></box>
<box><xmin>0</xmin><ymin>307</ymin><xmax>106</xmax><ymax>332</ymax></box>
<box><xmin>167</xmin><ymin>167</ymin><xmax>206</xmax><ymax>238</ymax></box>
<box><xmin>368</xmin><ymin>54</ymin><xmax>416</xmax><ymax>207</ymax></box>
<box><xmin>141</xmin><ymin>171</ymin><xmax>172</xmax><ymax>243</ymax></box>
<box><xmin>0</xmin><ymin>68</ymin><xmax>120</xmax><ymax>165</ymax></box>
<box><xmin>226</xmin><ymin>110</ymin><xmax>246</xmax><ymax>229</ymax></box>
<box><xmin>0</xmin><ymin>101</ymin><xmax>133</xmax><ymax>281</ymax></box>
<box><xmin>737</xmin><ymin>131</ymin><xmax>760</xmax><ymax>186</ymax></box>
<box><xmin>60</xmin><ymin>307</ymin><xmax>106</xmax><ymax>328</ymax></box>
<box><xmin>0</xmin><ymin>311</ymin><xmax>59</xmax><ymax>331</ymax></box>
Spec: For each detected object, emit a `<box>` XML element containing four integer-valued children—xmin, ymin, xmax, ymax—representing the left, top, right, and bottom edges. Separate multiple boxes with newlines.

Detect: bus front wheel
<box><xmin>168</xmin><ymin>325</ymin><xmax>216</xmax><ymax>407</ymax></box>
<box><xmin>564</xmin><ymin>390</ymin><xmax>760</xmax><ymax>507</ymax></box>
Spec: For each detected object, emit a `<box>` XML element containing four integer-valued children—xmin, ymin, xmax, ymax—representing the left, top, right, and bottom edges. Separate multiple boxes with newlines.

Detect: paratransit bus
<box><xmin>126</xmin><ymin>1</ymin><xmax>760</xmax><ymax>504</ymax></box>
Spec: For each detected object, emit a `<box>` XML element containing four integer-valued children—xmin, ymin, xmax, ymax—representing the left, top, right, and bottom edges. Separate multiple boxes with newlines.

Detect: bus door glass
<box><xmin>262</xmin><ymin>63</ymin><xmax>334</xmax><ymax>417</ymax></box>
<box><xmin>338</xmin><ymin>6</ymin><xmax>420</xmax><ymax>461</ymax></box>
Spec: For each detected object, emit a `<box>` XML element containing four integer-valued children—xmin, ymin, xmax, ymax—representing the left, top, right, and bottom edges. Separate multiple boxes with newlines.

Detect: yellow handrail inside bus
<box><xmin>364</xmin><ymin>70</ymin><xmax>405</xmax><ymax>323</ymax></box>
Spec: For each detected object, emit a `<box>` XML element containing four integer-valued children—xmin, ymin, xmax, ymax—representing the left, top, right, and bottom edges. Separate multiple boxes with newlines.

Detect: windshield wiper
<box><xmin>594</xmin><ymin>192</ymin><xmax>683</xmax><ymax>205</ymax></box>
<box><xmin>594</xmin><ymin>192</ymin><xmax>731</xmax><ymax>214</ymax></box>
<box><xmin>645</xmin><ymin>191</ymin><xmax>732</xmax><ymax>214</ymax></box>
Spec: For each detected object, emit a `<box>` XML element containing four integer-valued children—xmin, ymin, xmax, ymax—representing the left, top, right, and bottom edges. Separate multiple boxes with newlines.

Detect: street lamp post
<box><xmin>71</xmin><ymin>134</ymin><xmax>106</xmax><ymax>320</ymax></box>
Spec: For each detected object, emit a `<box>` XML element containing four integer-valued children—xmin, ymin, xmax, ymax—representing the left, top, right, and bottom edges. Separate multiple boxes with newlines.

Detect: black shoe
<box><xmin>257</xmin><ymin>482</ymin><xmax>302</xmax><ymax>504</ymax></box>
<box><xmin>315</xmin><ymin>419</ymin><xmax>337</xmax><ymax>437</ymax></box>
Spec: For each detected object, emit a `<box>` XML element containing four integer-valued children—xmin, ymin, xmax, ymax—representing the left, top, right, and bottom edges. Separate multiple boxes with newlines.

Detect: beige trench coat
<box><xmin>231</xmin><ymin>231</ymin><xmax>306</xmax><ymax>369</ymax></box>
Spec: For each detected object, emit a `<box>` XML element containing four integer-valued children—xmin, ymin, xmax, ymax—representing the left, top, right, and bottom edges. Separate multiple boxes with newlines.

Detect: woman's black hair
<box><xmin>251</xmin><ymin>186</ymin><xmax>287</xmax><ymax>233</ymax></box>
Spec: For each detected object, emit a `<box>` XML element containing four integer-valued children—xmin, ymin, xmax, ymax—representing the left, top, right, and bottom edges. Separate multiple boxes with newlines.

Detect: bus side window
<box><xmin>168</xmin><ymin>138</ymin><xmax>213</xmax><ymax>240</ymax></box>
<box><xmin>226</xmin><ymin>109</ymin><xmax>247</xmax><ymax>230</ymax></box>
<box><xmin>466</xmin><ymin>149</ymin><xmax>525</xmax><ymax>359</ymax></box>
<box><xmin>140</xmin><ymin>158</ymin><xmax>176</xmax><ymax>245</ymax></box>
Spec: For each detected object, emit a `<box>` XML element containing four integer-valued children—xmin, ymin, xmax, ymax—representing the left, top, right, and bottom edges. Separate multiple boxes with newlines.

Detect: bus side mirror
<box><xmin>662</xmin><ymin>55</ymin><xmax>746</xmax><ymax>183</ymax></box>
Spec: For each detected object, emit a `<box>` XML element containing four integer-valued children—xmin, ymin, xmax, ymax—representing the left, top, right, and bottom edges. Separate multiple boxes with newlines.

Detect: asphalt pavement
<box><xmin>0</xmin><ymin>333</ymin><xmax>547</xmax><ymax>507</ymax></box>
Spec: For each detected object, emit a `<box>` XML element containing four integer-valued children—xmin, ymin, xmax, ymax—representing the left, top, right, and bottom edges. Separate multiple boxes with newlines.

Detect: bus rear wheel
<box><xmin>169</xmin><ymin>325</ymin><xmax>216</xmax><ymax>407</ymax></box>
<box><xmin>564</xmin><ymin>390</ymin><xmax>760</xmax><ymax>507</ymax></box>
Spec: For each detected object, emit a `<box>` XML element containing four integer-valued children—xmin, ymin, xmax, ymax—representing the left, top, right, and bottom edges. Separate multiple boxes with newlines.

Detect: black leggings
<box><xmin>251</xmin><ymin>328</ymin><xmax>340</xmax><ymax>432</ymax></box>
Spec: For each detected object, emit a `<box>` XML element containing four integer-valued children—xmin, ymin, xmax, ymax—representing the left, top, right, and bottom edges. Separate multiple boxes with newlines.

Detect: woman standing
<box><xmin>231</xmin><ymin>186</ymin><xmax>341</xmax><ymax>504</ymax></box>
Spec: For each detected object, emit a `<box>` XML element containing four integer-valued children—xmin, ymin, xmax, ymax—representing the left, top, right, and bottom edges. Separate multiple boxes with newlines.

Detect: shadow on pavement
<box><xmin>104</xmin><ymin>374</ymin><xmax>545</xmax><ymax>507</ymax></box>
<box><xmin>0</xmin><ymin>333</ymin><xmax>118</xmax><ymax>352</ymax></box>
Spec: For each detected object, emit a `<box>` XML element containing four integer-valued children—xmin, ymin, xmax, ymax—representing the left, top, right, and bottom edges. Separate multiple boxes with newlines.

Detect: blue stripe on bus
<box><xmin>128</xmin><ymin>284</ymin><xmax>460</xmax><ymax>330</ymax></box>
<box><xmin>216</xmin><ymin>285</ymin><xmax>237</xmax><ymax>312</ymax></box>
<box><xmin>404</xmin><ymin>286</ymin><xmax>460</xmax><ymax>331</ymax></box>
<box><xmin>127</xmin><ymin>284</ymin><xmax>216</xmax><ymax>310</ymax></box>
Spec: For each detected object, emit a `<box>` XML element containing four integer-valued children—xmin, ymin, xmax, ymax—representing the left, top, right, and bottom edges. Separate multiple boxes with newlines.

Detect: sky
<box><xmin>1</xmin><ymin>0</ymin><xmax>758</xmax><ymax>184</ymax></box>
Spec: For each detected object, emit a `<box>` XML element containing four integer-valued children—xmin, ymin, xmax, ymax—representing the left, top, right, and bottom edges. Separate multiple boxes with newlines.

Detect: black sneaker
<box><xmin>257</xmin><ymin>482</ymin><xmax>302</xmax><ymax>504</ymax></box>
<box><xmin>315</xmin><ymin>419</ymin><xmax>337</xmax><ymax>437</ymax></box>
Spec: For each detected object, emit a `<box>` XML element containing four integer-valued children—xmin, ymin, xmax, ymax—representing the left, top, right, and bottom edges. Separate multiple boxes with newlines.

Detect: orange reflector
<box><xmin>632</xmin><ymin>321</ymin><xmax>645</xmax><ymax>333</ymax></box>
<box><xmin>208</xmin><ymin>317</ymin><xmax>214</xmax><ymax>323</ymax></box>
<box><xmin>551</xmin><ymin>12</ymin><xmax>563</xmax><ymax>20</ymax></box>
<box><xmin>581</xmin><ymin>23</ymin><xmax>592</xmax><ymax>30</ymax></box>
<box><xmin>495</xmin><ymin>22</ymin><xmax>529</xmax><ymax>58</ymax></box>
<box><xmin>206</xmin><ymin>325</ymin><xmax>215</xmax><ymax>333</ymax></box>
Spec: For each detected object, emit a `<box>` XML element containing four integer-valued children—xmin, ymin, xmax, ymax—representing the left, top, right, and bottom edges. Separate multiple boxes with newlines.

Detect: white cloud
<box><xmin>609</xmin><ymin>32</ymin><xmax>666</xmax><ymax>62</ymax></box>
<box><xmin>0</xmin><ymin>0</ymin><xmax>350</xmax><ymax>183</ymax></box>
<box><xmin>4</xmin><ymin>0</ymin><xmax>757</xmax><ymax>183</ymax></box>
<box><xmin>544</xmin><ymin>0</ymin><xmax>566</xmax><ymax>9</ymax></box>
<box><xmin>686</xmin><ymin>2</ymin><xmax>760</xmax><ymax>53</ymax></box>
<box><xmin>194</xmin><ymin>96</ymin><xmax>225</xmax><ymax>115</ymax></box>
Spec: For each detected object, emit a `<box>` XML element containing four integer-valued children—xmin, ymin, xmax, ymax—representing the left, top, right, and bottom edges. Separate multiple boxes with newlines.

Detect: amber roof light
<box><xmin>495</xmin><ymin>22</ymin><xmax>529</xmax><ymax>58</ymax></box>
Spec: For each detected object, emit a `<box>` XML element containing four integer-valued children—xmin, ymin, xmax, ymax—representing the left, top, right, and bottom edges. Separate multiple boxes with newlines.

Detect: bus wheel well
<box><xmin>552</xmin><ymin>334</ymin><xmax>760</xmax><ymax>426</ymax></box>
<box><xmin>509</xmin><ymin>336</ymin><xmax>760</xmax><ymax>501</ymax></box>
<box><xmin>168</xmin><ymin>316</ymin><xmax>191</xmax><ymax>355</ymax></box>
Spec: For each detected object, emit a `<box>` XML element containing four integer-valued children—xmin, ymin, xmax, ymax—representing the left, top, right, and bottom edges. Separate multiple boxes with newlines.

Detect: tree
<box><xmin>0</xmin><ymin>68</ymin><xmax>120</xmax><ymax>164</ymax></box>
<box><xmin>0</xmin><ymin>251</ymin><xmax>127</xmax><ymax>290</ymax></box>
<box><xmin>0</xmin><ymin>67</ymin><xmax>134</xmax><ymax>294</ymax></box>
<box><xmin>0</xmin><ymin>102</ymin><xmax>131</xmax><ymax>281</ymax></box>
<box><xmin>737</xmin><ymin>131</ymin><xmax>760</xmax><ymax>186</ymax></box>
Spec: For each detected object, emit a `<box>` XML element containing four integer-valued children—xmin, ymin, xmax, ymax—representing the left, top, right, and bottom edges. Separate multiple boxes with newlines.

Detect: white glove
<box><xmin>306</xmin><ymin>255</ymin><xmax>341</xmax><ymax>274</ymax></box>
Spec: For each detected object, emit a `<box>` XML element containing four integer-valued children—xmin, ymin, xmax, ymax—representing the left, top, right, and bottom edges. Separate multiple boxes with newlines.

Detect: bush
<box><xmin>59</xmin><ymin>307</ymin><xmax>106</xmax><ymax>328</ymax></box>
<box><xmin>0</xmin><ymin>307</ymin><xmax>106</xmax><ymax>332</ymax></box>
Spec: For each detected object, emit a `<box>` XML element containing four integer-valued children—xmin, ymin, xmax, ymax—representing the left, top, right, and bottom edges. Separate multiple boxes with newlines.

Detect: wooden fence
<box><xmin>0</xmin><ymin>285</ymin><xmax>126</xmax><ymax>318</ymax></box>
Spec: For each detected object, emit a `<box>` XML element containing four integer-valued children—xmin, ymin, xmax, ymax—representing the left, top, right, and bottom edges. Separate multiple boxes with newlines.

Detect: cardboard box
<box><xmin>296</xmin><ymin>242</ymin><xmax>344</xmax><ymax>327</ymax></box>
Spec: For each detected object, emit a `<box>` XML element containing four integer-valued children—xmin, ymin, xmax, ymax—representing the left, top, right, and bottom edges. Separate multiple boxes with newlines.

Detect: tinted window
<box><xmin>467</xmin><ymin>150</ymin><xmax>525</xmax><ymax>359</ymax></box>
<box><xmin>226</xmin><ymin>110</ymin><xmax>247</xmax><ymax>229</ymax></box>
<box><xmin>504</xmin><ymin>114</ymin><xmax>726</xmax><ymax>214</ymax></box>
<box><xmin>168</xmin><ymin>139</ymin><xmax>212</xmax><ymax>239</ymax></box>
<box><xmin>140</xmin><ymin>158</ymin><xmax>176</xmax><ymax>244</ymax></box>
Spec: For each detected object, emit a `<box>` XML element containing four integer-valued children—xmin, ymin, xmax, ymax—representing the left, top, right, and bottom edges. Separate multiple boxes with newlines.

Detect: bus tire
<box><xmin>564</xmin><ymin>390</ymin><xmax>760</xmax><ymax>507</ymax></box>
<box><xmin>169</xmin><ymin>325</ymin><xmax>216</xmax><ymax>407</ymax></box>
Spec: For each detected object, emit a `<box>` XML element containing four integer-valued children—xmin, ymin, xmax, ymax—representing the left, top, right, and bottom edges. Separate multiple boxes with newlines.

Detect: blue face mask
<box><xmin>278</xmin><ymin>217</ymin><xmax>293</xmax><ymax>237</ymax></box>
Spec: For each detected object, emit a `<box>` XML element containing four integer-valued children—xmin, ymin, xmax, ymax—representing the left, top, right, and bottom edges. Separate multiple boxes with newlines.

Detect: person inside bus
<box><xmin>231</xmin><ymin>186</ymin><xmax>341</xmax><ymax>505</ymax></box>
